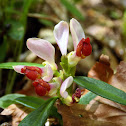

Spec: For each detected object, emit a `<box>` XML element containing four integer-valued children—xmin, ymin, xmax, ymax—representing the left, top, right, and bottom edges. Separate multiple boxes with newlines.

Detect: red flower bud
<box><xmin>32</xmin><ymin>79</ymin><xmax>50</xmax><ymax>96</ymax></box>
<box><xmin>21</xmin><ymin>66</ymin><xmax>42</xmax><ymax>80</ymax></box>
<box><xmin>76</xmin><ymin>37</ymin><xmax>92</xmax><ymax>58</ymax></box>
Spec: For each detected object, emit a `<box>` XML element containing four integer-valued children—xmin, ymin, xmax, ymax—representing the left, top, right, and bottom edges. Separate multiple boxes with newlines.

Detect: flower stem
<box><xmin>5</xmin><ymin>0</ymin><xmax>33</xmax><ymax>94</ymax></box>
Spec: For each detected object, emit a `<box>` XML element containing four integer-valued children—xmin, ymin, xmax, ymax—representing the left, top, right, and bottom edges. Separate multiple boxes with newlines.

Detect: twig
<box><xmin>28</xmin><ymin>13</ymin><xmax>60</xmax><ymax>23</ymax></box>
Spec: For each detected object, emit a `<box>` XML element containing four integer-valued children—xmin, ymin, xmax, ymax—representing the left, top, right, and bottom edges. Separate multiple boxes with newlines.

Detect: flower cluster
<box><xmin>13</xmin><ymin>18</ymin><xmax>92</xmax><ymax>105</ymax></box>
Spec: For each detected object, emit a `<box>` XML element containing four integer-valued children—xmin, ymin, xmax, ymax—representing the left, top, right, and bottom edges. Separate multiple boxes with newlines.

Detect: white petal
<box><xmin>70</xmin><ymin>18</ymin><xmax>85</xmax><ymax>50</ymax></box>
<box><xmin>48</xmin><ymin>77</ymin><xmax>62</xmax><ymax>96</ymax></box>
<box><xmin>48</xmin><ymin>82</ymin><xmax>59</xmax><ymax>96</ymax></box>
<box><xmin>27</xmin><ymin>38</ymin><xmax>55</xmax><ymax>64</ymax></box>
<box><xmin>13</xmin><ymin>65</ymin><xmax>25</xmax><ymax>74</ymax></box>
<box><xmin>41</xmin><ymin>64</ymin><xmax>53</xmax><ymax>82</ymax></box>
<box><xmin>54</xmin><ymin>21</ymin><xmax>69</xmax><ymax>55</ymax></box>
<box><xmin>67</xmin><ymin>51</ymin><xmax>81</xmax><ymax>67</ymax></box>
<box><xmin>60</xmin><ymin>76</ymin><xmax>73</xmax><ymax>98</ymax></box>
<box><xmin>42</xmin><ymin>61</ymin><xmax>57</xmax><ymax>71</ymax></box>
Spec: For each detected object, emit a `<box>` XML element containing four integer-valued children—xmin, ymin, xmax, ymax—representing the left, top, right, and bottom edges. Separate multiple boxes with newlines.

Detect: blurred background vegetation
<box><xmin>0</xmin><ymin>0</ymin><xmax>126</xmax><ymax>97</ymax></box>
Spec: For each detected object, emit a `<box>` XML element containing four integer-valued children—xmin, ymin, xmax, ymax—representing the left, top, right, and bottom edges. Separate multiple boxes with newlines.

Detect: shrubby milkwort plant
<box><xmin>1</xmin><ymin>18</ymin><xmax>126</xmax><ymax>126</ymax></box>
<box><xmin>13</xmin><ymin>18</ymin><xmax>92</xmax><ymax>105</ymax></box>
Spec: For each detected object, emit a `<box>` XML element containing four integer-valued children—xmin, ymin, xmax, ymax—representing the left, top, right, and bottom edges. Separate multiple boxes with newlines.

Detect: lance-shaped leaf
<box><xmin>60</xmin><ymin>0</ymin><xmax>85</xmax><ymax>21</ymax></box>
<box><xmin>15</xmin><ymin>96</ymin><xmax>62</xmax><ymax>124</ymax></box>
<box><xmin>0</xmin><ymin>94</ymin><xmax>25</xmax><ymax>109</ymax></box>
<box><xmin>19</xmin><ymin>97</ymin><xmax>58</xmax><ymax>126</ymax></box>
<box><xmin>74</xmin><ymin>76</ymin><xmax>126</xmax><ymax>105</ymax></box>
<box><xmin>79</xmin><ymin>91</ymin><xmax>97</xmax><ymax>105</ymax></box>
<box><xmin>15</xmin><ymin>96</ymin><xmax>45</xmax><ymax>109</ymax></box>
<box><xmin>70</xmin><ymin>18</ymin><xmax>85</xmax><ymax>50</ymax></box>
<box><xmin>54</xmin><ymin>21</ymin><xmax>69</xmax><ymax>55</ymax></box>
<box><xmin>0</xmin><ymin>62</ymin><xmax>43</xmax><ymax>69</ymax></box>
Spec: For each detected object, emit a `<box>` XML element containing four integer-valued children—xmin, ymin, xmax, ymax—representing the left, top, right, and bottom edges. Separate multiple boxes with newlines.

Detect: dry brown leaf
<box><xmin>102</xmin><ymin>47</ymin><xmax>118</xmax><ymax>70</ymax></box>
<box><xmin>88</xmin><ymin>54</ymin><xmax>113</xmax><ymax>83</ymax></box>
<box><xmin>57</xmin><ymin>103</ymin><xmax>118</xmax><ymax>126</ymax></box>
<box><xmin>1</xmin><ymin>104</ymin><xmax>31</xmax><ymax>126</ymax></box>
<box><xmin>85</xmin><ymin>95</ymin><xmax>126</xmax><ymax>126</ymax></box>
<box><xmin>87</xmin><ymin>55</ymin><xmax>126</xmax><ymax>125</ymax></box>
<box><xmin>109</xmin><ymin>61</ymin><xmax>126</xmax><ymax>92</ymax></box>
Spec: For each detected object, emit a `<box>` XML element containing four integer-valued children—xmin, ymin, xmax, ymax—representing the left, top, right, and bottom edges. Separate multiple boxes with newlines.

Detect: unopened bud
<box><xmin>76</xmin><ymin>37</ymin><xmax>92</xmax><ymax>58</ymax></box>
<box><xmin>21</xmin><ymin>66</ymin><xmax>42</xmax><ymax>80</ymax></box>
<box><xmin>32</xmin><ymin>79</ymin><xmax>50</xmax><ymax>96</ymax></box>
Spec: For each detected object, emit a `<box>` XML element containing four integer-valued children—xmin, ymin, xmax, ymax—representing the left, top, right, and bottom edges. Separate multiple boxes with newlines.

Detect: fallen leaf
<box><xmin>1</xmin><ymin>104</ymin><xmax>31</xmax><ymax>126</ymax></box>
<box><xmin>88</xmin><ymin>54</ymin><xmax>113</xmax><ymax>83</ymax></box>
<box><xmin>57</xmin><ymin>102</ymin><xmax>118</xmax><ymax>126</ymax></box>
<box><xmin>109</xmin><ymin>61</ymin><xmax>126</xmax><ymax>92</ymax></box>
<box><xmin>102</xmin><ymin>47</ymin><xmax>118</xmax><ymax>70</ymax></box>
<box><xmin>85</xmin><ymin>96</ymin><xmax>126</xmax><ymax>126</ymax></box>
<box><xmin>86</xmin><ymin>55</ymin><xmax>126</xmax><ymax>125</ymax></box>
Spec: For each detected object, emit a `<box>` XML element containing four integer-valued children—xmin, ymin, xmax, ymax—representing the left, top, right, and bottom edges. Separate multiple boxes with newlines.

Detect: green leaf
<box><xmin>122</xmin><ymin>10</ymin><xmax>126</xmax><ymax>46</ymax></box>
<box><xmin>110</xmin><ymin>11</ymin><xmax>121</xmax><ymax>19</ymax></box>
<box><xmin>79</xmin><ymin>91</ymin><xmax>97</xmax><ymax>105</ymax></box>
<box><xmin>15</xmin><ymin>96</ymin><xmax>62</xmax><ymax>125</ymax></box>
<box><xmin>74</xmin><ymin>76</ymin><xmax>126</xmax><ymax>105</ymax></box>
<box><xmin>21</xmin><ymin>0</ymin><xmax>33</xmax><ymax>25</ymax></box>
<box><xmin>5</xmin><ymin>20</ymin><xmax>25</xmax><ymax>40</ymax></box>
<box><xmin>60</xmin><ymin>0</ymin><xmax>84</xmax><ymax>20</ymax></box>
<box><xmin>19</xmin><ymin>97</ymin><xmax>58</xmax><ymax>126</ymax></box>
<box><xmin>49</xmin><ymin>106</ymin><xmax>62</xmax><ymax>123</ymax></box>
<box><xmin>15</xmin><ymin>96</ymin><xmax>45</xmax><ymax>109</ymax></box>
<box><xmin>0</xmin><ymin>62</ymin><xmax>44</xmax><ymax>69</ymax></box>
<box><xmin>0</xmin><ymin>94</ymin><xmax>25</xmax><ymax>109</ymax></box>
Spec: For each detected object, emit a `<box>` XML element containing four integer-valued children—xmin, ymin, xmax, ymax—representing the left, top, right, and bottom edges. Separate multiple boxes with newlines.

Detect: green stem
<box><xmin>5</xmin><ymin>70</ymin><xmax>16</xmax><ymax>94</ymax></box>
<box><xmin>54</xmin><ymin>71</ymin><xmax>61</xmax><ymax>77</ymax></box>
<box><xmin>122</xmin><ymin>10</ymin><xmax>126</xmax><ymax>61</ymax></box>
<box><xmin>5</xmin><ymin>0</ymin><xmax>33</xmax><ymax>94</ymax></box>
<box><xmin>0</xmin><ymin>69</ymin><xmax>2</xmax><ymax>89</ymax></box>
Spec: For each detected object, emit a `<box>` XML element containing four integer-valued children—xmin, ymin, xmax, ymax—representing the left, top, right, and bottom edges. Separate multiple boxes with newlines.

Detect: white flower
<box><xmin>54</xmin><ymin>21</ymin><xmax>69</xmax><ymax>55</ymax></box>
<box><xmin>53</xmin><ymin>18</ymin><xmax>91</xmax><ymax>67</ymax></box>
<box><xmin>27</xmin><ymin>38</ymin><xmax>57</xmax><ymax>70</ymax></box>
<box><xmin>13</xmin><ymin>64</ymin><xmax>53</xmax><ymax>82</ymax></box>
<box><xmin>60</xmin><ymin>76</ymin><xmax>73</xmax><ymax>98</ymax></box>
